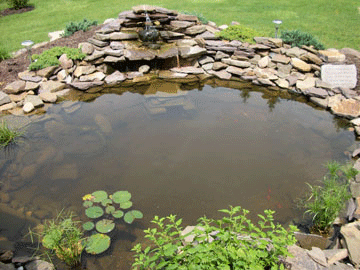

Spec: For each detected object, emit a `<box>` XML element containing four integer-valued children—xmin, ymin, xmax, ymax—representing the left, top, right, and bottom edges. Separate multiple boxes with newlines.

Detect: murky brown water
<box><xmin>0</xmin><ymin>81</ymin><xmax>356</xmax><ymax>269</ymax></box>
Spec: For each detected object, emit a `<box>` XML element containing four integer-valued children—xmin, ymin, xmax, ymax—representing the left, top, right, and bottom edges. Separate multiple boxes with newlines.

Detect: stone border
<box><xmin>1</xmin><ymin>4</ymin><xmax>360</xmax><ymax>269</ymax></box>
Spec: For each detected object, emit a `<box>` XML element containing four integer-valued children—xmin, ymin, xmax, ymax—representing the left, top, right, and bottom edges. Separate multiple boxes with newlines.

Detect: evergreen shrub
<box><xmin>281</xmin><ymin>29</ymin><xmax>325</xmax><ymax>50</ymax></box>
<box><xmin>216</xmin><ymin>24</ymin><xmax>261</xmax><ymax>43</ymax></box>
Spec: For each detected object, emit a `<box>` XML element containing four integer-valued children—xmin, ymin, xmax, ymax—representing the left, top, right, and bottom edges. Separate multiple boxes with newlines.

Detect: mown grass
<box><xmin>0</xmin><ymin>0</ymin><xmax>359</xmax><ymax>53</ymax></box>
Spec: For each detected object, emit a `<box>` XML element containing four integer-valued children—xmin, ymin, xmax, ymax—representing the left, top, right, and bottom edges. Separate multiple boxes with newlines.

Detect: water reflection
<box><xmin>240</xmin><ymin>88</ymin><xmax>251</xmax><ymax>103</ymax></box>
<box><xmin>0</xmin><ymin>80</ymin><xmax>356</xmax><ymax>269</ymax></box>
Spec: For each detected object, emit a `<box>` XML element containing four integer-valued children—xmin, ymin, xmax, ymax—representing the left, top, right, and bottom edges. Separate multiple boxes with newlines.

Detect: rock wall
<box><xmin>1</xmin><ymin>5</ymin><xmax>358</xmax><ymax>120</ymax></box>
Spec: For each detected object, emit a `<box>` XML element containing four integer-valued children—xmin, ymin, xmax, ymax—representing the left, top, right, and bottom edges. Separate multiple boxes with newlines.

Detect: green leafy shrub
<box><xmin>216</xmin><ymin>24</ymin><xmax>262</xmax><ymax>43</ymax></box>
<box><xmin>63</xmin><ymin>18</ymin><xmax>98</xmax><ymax>37</ymax></box>
<box><xmin>6</xmin><ymin>0</ymin><xmax>28</xmax><ymax>9</ymax></box>
<box><xmin>0</xmin><ymin>45</ymin><xmax>10</xmax><ymax>61</ymax></box>
<box><xmin>280</xmin><ymin>29</ymin><xmax>325</xmax><ymax>50</ymax></box>
<box><xmin>29</xmin><ymin>46</ymin><xmax>86</xmax><ymax>70</ymax></box>
<box><xmin>0</xmin><ymin>121</ymin><xmax>23</xmax><ymax>147</ymax></box>
<box><xmin>132</xmin><ymin>206</ymin><xmax>298</xmax><ymax>269</ymax></box>
<box><xmin>82</xmin><ymin>190</ymin><xmax>143</xmax><ymax>254</ymax></box>
<box><xmin>29</xmin><ymin>211</ymin><xmax>84</xmax><ymax>266</ymax></box>
<box><xmin>181</xmin><ymin>11</ymin><xmax>208</xmax><ymax>24</ymax></box>
<box><xmin>302</xmin><ymin>161</ymin><xmax>356</xmax><ymax>234</ymax></box>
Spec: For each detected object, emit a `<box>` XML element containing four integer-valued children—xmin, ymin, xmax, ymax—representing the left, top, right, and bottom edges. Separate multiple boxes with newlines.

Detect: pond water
<box><xmin>0</xmin><ymin>80</ymin><xmax>356</xmax><ymax>269</ymax></box>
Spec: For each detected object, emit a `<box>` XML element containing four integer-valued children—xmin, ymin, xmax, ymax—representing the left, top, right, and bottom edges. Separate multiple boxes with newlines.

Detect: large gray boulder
<box><xmin>69</xmin><ymin>81</ymin><xmax>104</xmax><ymax>90</ymax></box>
<box><xmin>4</xmin><ymin>80</ymin><xmax>26</xmax><ymax>94</ymax></box>
<box><xmin>221</xmin><ymin>58</ymin><xmax>251</xmax><ymax>68</ymax></box>
<box><xmin>124</xmin><ymin>49</ymin><xmax>156</xmax><ymax>61</ymax></box>
<box><xmin>341</xmin><ymin>221</ymin><xmax>360</xmax><ymax>267</ymax></box>
<box><xmin>291</xmin><ymin>57</ymin><xmax>312</xmax><ymax>72</ymax></box>
<box><xmin>104</xmin><ymin>71</ymin><xmax>126</xmax><ymax>84</ymax></box>
<box><xmin>170</xmin><ymin>67</ymin><xmax>205</xmax><ymax>74</ymax></box>
<box><xmin>24</xmin><ymin>95</ymin><xmax>44</xmax><ymax>108</ymax></box>
<box><xmin>38</xmin><ymin>81</ymin><xmax>66</xmax><ymax>93</ymax></box>
<box><xmin>0</xmin><ymin>91</ymin><xmax>11</xmax><ymax>106</ymax></box>
<box><xmin>178</xmin><ymin>46</ymin><xmax>207</xmax><ymax>59</ymax></box>
<box><xmin>184</xmin><ymin>25</ymin><xmax>206</xmax><ymax>35</ymax></box>
<box><xmin>330</xmin><ymin>98</ymin><xmax>360</xmax><ymax>118</ymax></box>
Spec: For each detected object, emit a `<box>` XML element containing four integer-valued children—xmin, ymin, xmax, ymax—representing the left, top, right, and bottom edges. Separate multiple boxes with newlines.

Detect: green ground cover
<box><xmin>0</xmin><ymin>0</ymin><xmax>359</xmax><ymax>53</ymax></box>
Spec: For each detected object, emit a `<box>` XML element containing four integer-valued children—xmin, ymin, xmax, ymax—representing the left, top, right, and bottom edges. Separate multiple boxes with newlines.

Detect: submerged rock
<box><xmin>94</xmin><ymin>114</ymin><xmax>113</xmax><ymax>133</ymax></box>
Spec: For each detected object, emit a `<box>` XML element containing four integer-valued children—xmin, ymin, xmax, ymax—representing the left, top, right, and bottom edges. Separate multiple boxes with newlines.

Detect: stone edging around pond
<box><xmin>1</xmin><ymin>4</ymin><xmax>360</xmax><ymax>269</ymax></box>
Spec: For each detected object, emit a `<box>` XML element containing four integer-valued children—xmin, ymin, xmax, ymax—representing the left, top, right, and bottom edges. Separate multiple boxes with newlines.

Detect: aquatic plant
<box><xmin>302</xmin><ymin>161</ymin><xmax>356</xmax><ymax>234</ymax></box>
<box><xmin>132</xmin><ymin>206</ymin><xmax>297</xmax><ymax>269</ymax></box>
<box><xmin>82</xmin><ymin>190</ymin><xmax>143</xmax><ymax>254</ymax></box>
<box><xmin>85</xmin><ymin>233</ymin><xmax>111</xmax><ymax>255</ymax></box>
<box><xmin>0</xmin><ymin>120</ymin><xmax>23</xmax><ymax>147</ymax></box>
<box><xmin>29</xmin><ymin>211</ymin><xmax>84</xmax><ymax>267</ymax></box>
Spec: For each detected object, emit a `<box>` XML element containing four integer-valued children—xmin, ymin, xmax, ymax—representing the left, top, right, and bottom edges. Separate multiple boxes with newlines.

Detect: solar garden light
<box><xmin>272</xmin><ymin>20</ymin><xmax>282</xmax><ymax>38</ymax></box>
<box><xmin>21</xmin><ymin>40</ymin><xmax>34</xmax><ymax>65</ymax></box>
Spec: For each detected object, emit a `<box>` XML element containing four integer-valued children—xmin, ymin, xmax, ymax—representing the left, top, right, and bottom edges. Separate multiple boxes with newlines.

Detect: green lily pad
<box><xmin>105</xmin><ymin>205</ymin><xmax>115</xmax><ymax>214</ymax></box>
<box><xmin>112</xmin><ymin>210</ymin><xmax>124</xmax><ymax>219</ymax></box>
<box><xmin>85</xmin><ymin>233</ymin><xmax>111</xmax><ymax>254</ymax></box>
<box><xmin>112</xmin><ymin>191</ymin><xmax>131</xmax><ymax>204</ymax></box>
<box><xmin>85</xmin><ymin>206</ymin><xmax>104</xmax><ymax>219</ymax></box>
<box><xmin>83</xmin><ymin>200</ymin><xmax>93</xmax><ymax>208</ymax></box>
<box><xmin>124</xmin><ymin>210</ymin><xmax>143</xmax><ymax>224</ymax></box>
<box><xmin>101</xmin><ymin>198</ymin><xmax>112</xmax><ymax>207</ymax></box>
<box><xmin>92</xmin><ymin>191</ymin><xmax>108</xmax><ymax>203</ymax></box>
<box><xmin>120</xmin><ymin>200</ymin><xmax>133</xmax><ymax>209</ymax></box>
<box><xmin>96</xmin><ymin>219</ymin><xmax>115</xmax><ymax>233</ymax></box>
<box><xmin>83</xmin><ymin>221</ymin><xmax>95</xmax><ymax>231</ymax></box>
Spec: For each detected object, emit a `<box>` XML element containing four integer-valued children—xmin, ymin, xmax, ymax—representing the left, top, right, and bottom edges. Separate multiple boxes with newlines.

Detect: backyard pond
<box><xmin>0</xmin><ymin>79</ymin><xmax>357</xmax><ymax>269</ymax></box>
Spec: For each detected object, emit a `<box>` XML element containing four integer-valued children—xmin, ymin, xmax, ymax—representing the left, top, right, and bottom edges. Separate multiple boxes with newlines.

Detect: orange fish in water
<box><xmin>266</xmin><ymin>186</ymin><xmax>271</xmax><ymax>201</ymax></box>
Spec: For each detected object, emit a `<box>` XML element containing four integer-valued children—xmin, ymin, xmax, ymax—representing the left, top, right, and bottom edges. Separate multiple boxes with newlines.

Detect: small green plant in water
<box><xmin>132</xmin><ymin>206</ymin><xmax>297</xmax><ymax>269</ymax></box>
<box><xmin>82</xmin><ymin>190</ymin><xmax>143</xmax><ymax>254</ymax></box>
<box><xmin>280</xmin><ymin>29</ymin><xmax>325</xmax><ymax>50</ymax></box>
<box><xmin>29</xmin><ymin>211</ymin><xmax>84</xmax><ymax>267</ymax></box>
<box><xmin>302</xmin><ymin>161</ymin><xmax>356</xmax><ymax>234</ymax></box>
<box><xmin>216</xmin><ymin>24</ymin><xmax>262</xmax><ymax>43</ymax></box>
<box><xmin>29</xmin><ymin>46</ymin><xmax>86</xmax><ymax>71</ymax></box>
<box><xmin>63</xmin><ymin>18</ymin><xmax>98</xmax><ymax>37</ymax></box>
<box><xmin>0</xmin><ymin>121</ymin><xmax>23</xmax><ymax>147</ymax></box>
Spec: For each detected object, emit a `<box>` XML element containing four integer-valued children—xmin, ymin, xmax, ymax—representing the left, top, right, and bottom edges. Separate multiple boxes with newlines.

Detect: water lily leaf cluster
<box><xmin>82</xmin><ymin>190</ymin><xmax>143</xmax><ymax>254</ymax></box>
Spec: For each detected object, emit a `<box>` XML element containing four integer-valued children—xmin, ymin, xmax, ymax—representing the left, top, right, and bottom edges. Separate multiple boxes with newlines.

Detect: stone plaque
<box><xmin>321</xmin><ymin>64</ymin><xmax>357</xmax><ymax>89</ymax></box>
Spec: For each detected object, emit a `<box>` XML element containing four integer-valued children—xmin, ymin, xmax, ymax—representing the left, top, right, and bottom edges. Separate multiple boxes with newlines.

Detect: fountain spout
<box><xmin>139</xmin><ymin>11</ymin><xmax>159</xmax><ymax>44</ymax></box>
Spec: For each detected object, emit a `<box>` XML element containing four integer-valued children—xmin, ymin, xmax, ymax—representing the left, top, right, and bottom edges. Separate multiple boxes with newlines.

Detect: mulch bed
<box><xmin>0</xmin><ymin>5</ymin><xmax>35</xmax><ymax>17</ymax></box>
<box><xmin>0</xmin><ymin>26</ymin><xmax>101</xmax><ymax>91</ymax></box>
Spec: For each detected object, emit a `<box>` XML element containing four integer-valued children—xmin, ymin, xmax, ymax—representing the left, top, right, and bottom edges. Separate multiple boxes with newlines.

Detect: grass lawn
<box><xmin>0</xmin><ymin>0</ymin><xmax>359</xmax><ymax>53</ymax></box>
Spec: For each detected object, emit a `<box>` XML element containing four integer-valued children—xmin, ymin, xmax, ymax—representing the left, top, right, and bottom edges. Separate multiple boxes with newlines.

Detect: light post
<box><xmin>21</xmin><ymin>40</ymin><xmax>34</xmax><ymax>65</ymax></box>
<box><xmin>272</xmin><ymin>20</ymin><xmax>282</xmax><ymax>38</ymax></box>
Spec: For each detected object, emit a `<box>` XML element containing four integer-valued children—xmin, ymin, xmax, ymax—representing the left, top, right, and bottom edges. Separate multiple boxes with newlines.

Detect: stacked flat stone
<box><xmin>0</xmin><ymin>5</ymin><xmax>358</xmax><ymax>120</ymax></box>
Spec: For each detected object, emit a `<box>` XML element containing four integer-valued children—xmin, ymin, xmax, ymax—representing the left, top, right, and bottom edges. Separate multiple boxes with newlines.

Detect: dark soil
<box><xmin>0</xmin><ymin>5</ymin><xmax>35</xmax><ymax>17</ymax></box>
<box><xmin>0</xmin><ymin>26</ymin><xmax>101</xmax><ymax>91</ymax></box>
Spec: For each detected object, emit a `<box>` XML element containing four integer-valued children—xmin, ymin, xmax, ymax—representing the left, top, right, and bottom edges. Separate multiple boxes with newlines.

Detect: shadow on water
<box><xmin>0</xmin><ymin>79</ymin><xmax>356</xmax><ymax>269</ymax></box>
